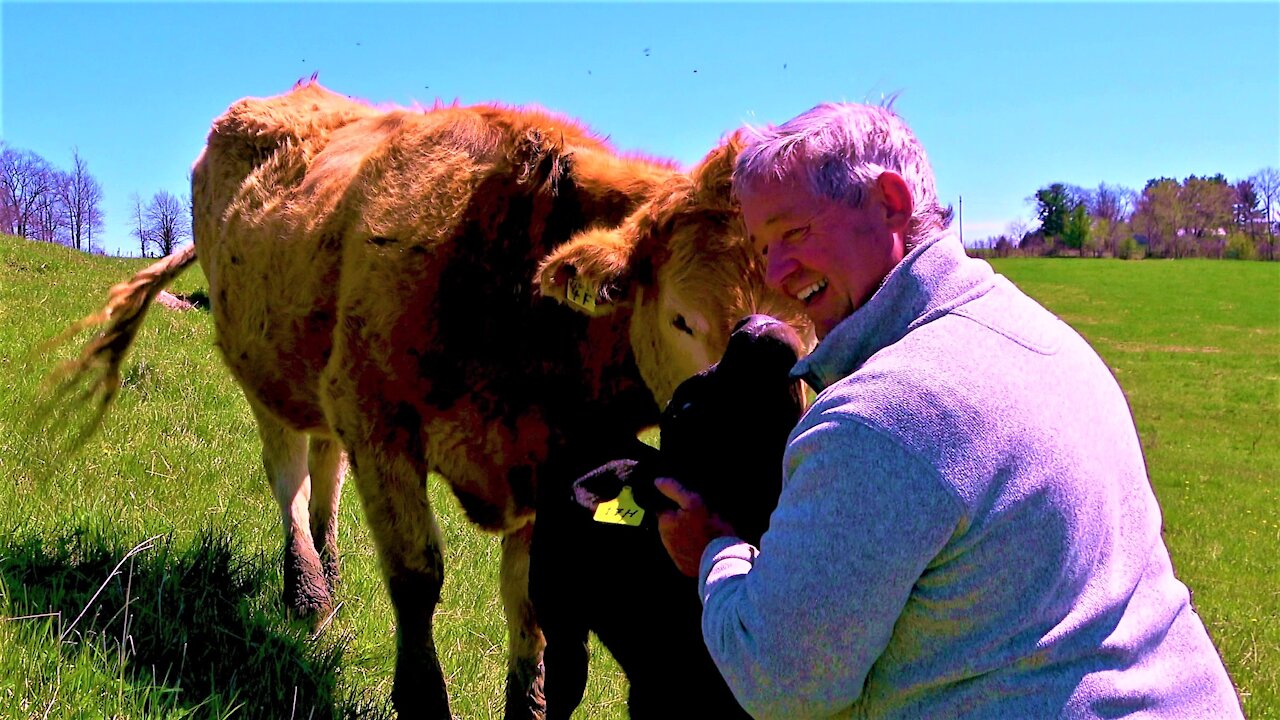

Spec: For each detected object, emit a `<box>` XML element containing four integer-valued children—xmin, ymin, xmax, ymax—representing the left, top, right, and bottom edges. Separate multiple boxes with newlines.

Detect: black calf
<box><xmin>530</xmin><ymin>315</ymin><xmax>806</xmax><ymax>719</ymax></box>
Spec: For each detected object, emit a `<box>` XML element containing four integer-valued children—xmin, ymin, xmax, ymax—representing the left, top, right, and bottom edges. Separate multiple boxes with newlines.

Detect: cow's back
<box><xmin>191</xmin><ymin>84</ymin><xmax>636</xmax><ymax>434</ymax></box>
<box><xmin>192</xmin><ymin>83</ymin><xmax>670</xmax><ymax>470</ymax></box>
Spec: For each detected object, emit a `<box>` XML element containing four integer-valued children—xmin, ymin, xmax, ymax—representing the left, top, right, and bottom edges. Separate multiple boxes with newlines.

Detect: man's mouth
<box><xmin>797</xmin><ymin>279</ymin><xmax>827</xmax><ymax>305</ymax></box>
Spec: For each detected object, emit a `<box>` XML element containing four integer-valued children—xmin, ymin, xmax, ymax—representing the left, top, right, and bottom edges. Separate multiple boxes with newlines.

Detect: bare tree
<box><xmin>0</xmin><ymin>144</ymin><xmax>58</xmax><ymax>239</ymax></box>
<box><xmin>131</xmin><ymin>192</ymin><xmax>150</xmax><ymax>256</ymax></box>
<box><xmin>143</xmin><ymin>190</ymin><xmax>191</xmax><ymax>257</ymax></box>
<box><xmin>1086</xmin><ymin>183</ymin><xmax>1135</xmax><ymax>256</ymax></box>
<box><xmin>1252</xmin><ymin>168</ymin><xmax>1279</xmax><ymax>241</ymax></box>
<box><xmin>31</xmin><ymin>172</ymin><xmax>71</xmax><ymax>243</ymax></box>
<box><xmin>1006</xmin><ymin>219</ymin><xmax>1031</xmax><ymax>246</ymax></box>
<box><xmin>58</xmin><ymin>148</ymin><xmax>105</xmax><ymax>251</ymax></box>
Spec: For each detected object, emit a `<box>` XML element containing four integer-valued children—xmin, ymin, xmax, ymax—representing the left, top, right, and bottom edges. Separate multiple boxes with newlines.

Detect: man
<box><xmin>656</xmin><ymin>102</ymin><xmax>1242</xmax><ymax>718</ymax></box>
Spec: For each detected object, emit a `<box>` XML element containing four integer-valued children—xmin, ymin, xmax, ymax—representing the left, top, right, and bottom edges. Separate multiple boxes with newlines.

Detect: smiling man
<box><xmin>656</xmin><ymin>102</ymin><xmax>1242</xmax><ymax>718</ymax></box>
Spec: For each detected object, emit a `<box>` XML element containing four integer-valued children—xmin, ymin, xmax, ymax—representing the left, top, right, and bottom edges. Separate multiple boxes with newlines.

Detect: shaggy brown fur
<box><xmin>49</xmin><ymin>81</ymin><xmax>810</xmax><ymax>719</ymax></box>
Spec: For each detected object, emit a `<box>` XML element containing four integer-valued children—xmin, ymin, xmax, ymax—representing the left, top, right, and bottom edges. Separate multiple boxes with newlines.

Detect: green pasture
<box><xmin>0</xmin><ymin>235</ymin><xmax>1275</xmax><ymax>718</ymax></box>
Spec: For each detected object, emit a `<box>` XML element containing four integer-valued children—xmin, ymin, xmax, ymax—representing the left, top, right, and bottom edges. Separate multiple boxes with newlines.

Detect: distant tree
<box><xmin>142</xmin><ymin>190</ymin><xmax>191</xmax><ymax>257</ymax></box>
<box><xmin>1085</xmin><ymin>182</ymin><xmax>1136</xmax><ymax>256</ymax></box>
<box><xmin>1232</xmin><ymin>179</ymin><xmax>1260</xmax><ymax>236</ymax></box>
<box><xmin>0</xmin><ymin>144</ymin><xmax>58</xmax><ymax>239</ymax></box>
<box><xmin>31</xmin><ymin>172</ymin><xmax>71</xmax><ymax>243</ymax></box>
<box><xmin>1062</xmin><ymin>204</ymin><xmax>1091</xmax><ymax>256</ymax></box>
<box><xmin>1134</xmin><ymin>179</ymin><xmax>1184</xmax><ymax>258</ymax></box>
<box><xmin>1034</xmin><ymin>183</ymin><xmax>1073</xmax><ymax>239</ymax></box>
<box><xmin>1252</xmin><ymin>167</ymin><xmax>1279</xmax><ymax>242</ymax></box>
<box><xmin>1007</xmin><ymin>218</ymin><xmax>1031</xmax><ymax>247</ymax></box>
<box><xmin>1182</xmin><ymin>175</ymin><xmax>1234</xmax><ymax>257</ymax></box>
<box><xmin>58</xmin><ymin>148</ymin><xmax>105</xmax><ymax>252</ymax></box>
<box><xmin>1020</xmin><ymin>231</ymin><xmax>1049</xmax><ymax>256</ymax></box>
<box><xmin>131</xmin><ymin>192</ymin><xmax>150</xmax><ymax>256</ymax></box>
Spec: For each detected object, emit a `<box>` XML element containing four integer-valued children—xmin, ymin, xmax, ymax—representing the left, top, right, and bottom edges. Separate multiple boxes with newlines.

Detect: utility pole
<box><xmin>958</xmin><ymin>195</ymin><xmax>964</xmax><ymax>247</ymax></box>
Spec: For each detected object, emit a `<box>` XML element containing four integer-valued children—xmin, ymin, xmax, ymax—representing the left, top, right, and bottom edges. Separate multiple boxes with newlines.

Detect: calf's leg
<box><xmin>251</xmin><ymin>402</ymin><xmax>331</xmax><ymax>618</ymax></box>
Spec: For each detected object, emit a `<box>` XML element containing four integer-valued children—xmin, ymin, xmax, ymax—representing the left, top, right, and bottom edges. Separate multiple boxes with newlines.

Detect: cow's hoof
<box><xmin>321</xmin><ymin>552</ymin><xmax>341</xmax><ymax>592</ymax></box>
<box><xmin>504</xmin><ymin>658</ymin><xmax>547</xmax><ymax>720</ymax></box>
<box><xmin>283</xmin><ymin>549</ymin><xmax>333</xmax><ymax>621</ymax></box>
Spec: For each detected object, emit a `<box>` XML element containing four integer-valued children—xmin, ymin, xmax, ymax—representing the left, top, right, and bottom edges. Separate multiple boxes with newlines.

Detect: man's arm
<box><xmin>691</xmin><ymin>413</ymin><xmax>963</xmax><ymax>718</ymax></box>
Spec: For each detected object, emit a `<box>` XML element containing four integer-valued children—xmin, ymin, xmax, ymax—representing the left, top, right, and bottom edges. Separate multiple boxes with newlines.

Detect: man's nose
<box><xmin>764</xmin><ymin>245</ymin><xmax>796</xmax><ymax>291</ymax></box>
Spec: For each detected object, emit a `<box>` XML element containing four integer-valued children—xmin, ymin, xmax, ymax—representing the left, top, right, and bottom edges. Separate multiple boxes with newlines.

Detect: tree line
<box><xmin>974</xmin><ymin>168</ymin><xmax>1280</xmax><ymax>260</ymax></box>
<box><xmin>1</xmin><ymin>141</ymin><xmax>190</xmax><ymax>257</ymax></box>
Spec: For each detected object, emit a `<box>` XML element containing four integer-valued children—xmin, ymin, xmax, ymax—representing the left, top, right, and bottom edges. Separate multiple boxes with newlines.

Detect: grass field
<box><xmin>1</xmin><ymin>235</ymin><xmax>1276</xmax><ymax>718</ymax></box>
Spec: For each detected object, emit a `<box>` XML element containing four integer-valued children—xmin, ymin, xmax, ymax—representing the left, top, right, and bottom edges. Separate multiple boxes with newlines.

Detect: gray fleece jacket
<box><xmin>697</xmin><ymin>233</ymin><xmax>1242</xmax><ymax>718</ymax></box>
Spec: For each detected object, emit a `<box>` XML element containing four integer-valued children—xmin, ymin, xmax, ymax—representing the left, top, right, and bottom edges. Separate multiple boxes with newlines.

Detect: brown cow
<box><xmin>48</xmin><ymin>81</ymin><xmax>809</xmax><ymax>718</ymax></box>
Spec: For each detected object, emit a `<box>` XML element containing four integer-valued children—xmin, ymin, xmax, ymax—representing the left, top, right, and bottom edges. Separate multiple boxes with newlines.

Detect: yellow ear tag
<box><xmin>593</xmin><ymin>485</ymin><xmax>645</xmax><ymax>526</ymax></box>
<box><xmin>566</xmin><ymin>275</ymin><xmax>598</xmax><ymax>312</ymax></box>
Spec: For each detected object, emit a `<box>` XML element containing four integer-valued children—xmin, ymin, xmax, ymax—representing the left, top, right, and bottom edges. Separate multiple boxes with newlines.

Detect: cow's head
<box><xmin>537</xmin><ymin>133</ymin><xmax>813</xmax><ymax>408</ymax></box>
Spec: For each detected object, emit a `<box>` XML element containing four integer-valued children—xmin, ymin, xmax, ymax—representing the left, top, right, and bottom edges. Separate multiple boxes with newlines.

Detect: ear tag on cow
<box><xmin>566</xmin><ymin>275</ymin><xmax>598</xmax><ymax>313</ymax></box>
<box><xmin>593</xmin><ymin>485</ymin><xmax>645</xmax><ymax>527</ymax></box>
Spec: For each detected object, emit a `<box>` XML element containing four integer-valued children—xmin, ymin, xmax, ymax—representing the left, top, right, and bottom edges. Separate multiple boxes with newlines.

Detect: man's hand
<box><xmin>656</xmin><ymin>478</ymin><xmax>738</xmax><ymax>577</ymax></box>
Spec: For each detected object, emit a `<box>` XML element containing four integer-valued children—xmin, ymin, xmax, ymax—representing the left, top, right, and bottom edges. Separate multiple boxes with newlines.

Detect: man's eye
<box><xmin>783</xmin><ymin>225</ymin><xmax>809</xmax><ymax>241</ymax></box>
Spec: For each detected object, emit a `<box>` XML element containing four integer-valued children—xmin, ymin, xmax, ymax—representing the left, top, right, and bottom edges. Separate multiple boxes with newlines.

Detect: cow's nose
<box><xmin>730</xmin><ymin>314</ymin><xmax>805</xmax><ymax>357</ymax></box>
<box><xmin>731</xmin><ymin>314</ymin><xmax>781</xmax><ymax>335</ymax></box>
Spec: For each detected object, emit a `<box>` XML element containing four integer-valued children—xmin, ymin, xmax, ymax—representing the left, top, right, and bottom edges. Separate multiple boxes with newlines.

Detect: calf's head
<box><xmin>575</xmin><ymin>314</ymin><xmax>807</xmax><ymax>544</ymax></box>
<box><xmin>537</xmin><ymin>133</ymin><xmax>812</xmax><ymax>409</ymax></box>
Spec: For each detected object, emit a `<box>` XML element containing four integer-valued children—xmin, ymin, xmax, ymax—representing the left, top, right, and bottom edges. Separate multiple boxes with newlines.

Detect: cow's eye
<box><xmin>672</xmin><ymin>314</ymin><xmax>694</xmax><ymax>336</ymax></box>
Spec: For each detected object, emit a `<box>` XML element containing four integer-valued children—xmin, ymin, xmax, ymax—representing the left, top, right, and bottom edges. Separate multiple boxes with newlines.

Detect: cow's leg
<box><xmin>307</xmin><ymin>436</ymin><xmax>345</xmax><ymax>593</ymax></box>
<box><xmin>501</xmin><ymin>523</ymin><xmax>546</xmax><ymax>720</ymax></box>
<box><xmin>251</xmin><ymin>403</ymin><xmax>331</xmax><ymax>618</ymax></box>
<box><xmin>347</xmin><ymin>447</ymin><xmax>450</xmax><ymax>719</ymax></box>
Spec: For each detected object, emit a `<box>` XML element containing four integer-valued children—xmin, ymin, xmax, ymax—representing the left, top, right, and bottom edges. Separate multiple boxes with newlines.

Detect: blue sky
<box><xmin>3</xmin><ymin>2</ymin><xmax>1277</xmax><ymax>256</ymax></box>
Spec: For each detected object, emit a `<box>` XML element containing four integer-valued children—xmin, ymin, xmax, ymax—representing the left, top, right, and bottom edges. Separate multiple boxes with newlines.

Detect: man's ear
<box><xmin>876</xmin><ymin>171</ymin><xmax>913</xmax><ymax>235</ymax></box>
<box><xmin>535</xmin><ymin>227</ymin><xmax>641</xmax><ymax>316</ymax></box>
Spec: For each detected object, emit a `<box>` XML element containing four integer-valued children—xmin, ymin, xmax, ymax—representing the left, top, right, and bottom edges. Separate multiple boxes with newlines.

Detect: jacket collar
<box><xmin>792</xmin><ymin>232</ymin><xmax>996</xmax><ymax>393</ymax></box>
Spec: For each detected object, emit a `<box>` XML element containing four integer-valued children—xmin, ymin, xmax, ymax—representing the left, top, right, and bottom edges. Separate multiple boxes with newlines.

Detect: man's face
<box><xmin>741</xmin><ymin>179</ymin><xmax>905</xmax><ymax>339</ymax></box>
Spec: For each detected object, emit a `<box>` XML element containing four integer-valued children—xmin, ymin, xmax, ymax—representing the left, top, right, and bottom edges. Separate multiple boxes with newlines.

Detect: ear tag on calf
<box><xmin>566</xmin><ymin>275</ymin><xmax>598</xmax><ymax>313</ymax></box>
<box><xmin>593</xmin><ymin>485</ymin><xmax>645</xmax><ymax>526</ymax></box>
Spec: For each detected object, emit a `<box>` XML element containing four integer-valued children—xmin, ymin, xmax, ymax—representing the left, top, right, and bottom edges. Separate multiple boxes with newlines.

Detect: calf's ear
<box><xmin>536</xmin><ymin>227</ymin><xmax>645</xmax><ymax>317</ymax></box>
<box><xmin>571</xmin><ymin>460</ymin><xmax>638</xmax><ymax>510</ymax></box>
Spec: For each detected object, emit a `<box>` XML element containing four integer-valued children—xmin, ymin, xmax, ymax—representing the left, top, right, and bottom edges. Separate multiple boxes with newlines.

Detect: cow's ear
<box><xmin>536</xmin><ymin>227</ymin><xmax>642</xmax><ymax>316</ymax></box>
<box><xmin>690</xmin><ymin>129</ymin><xmax>745</xmax><ymax>209</ymax></box>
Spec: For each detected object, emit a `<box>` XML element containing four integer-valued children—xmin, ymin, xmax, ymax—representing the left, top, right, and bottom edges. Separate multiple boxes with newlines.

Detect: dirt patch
<box><xmin>1105</xmin><ymin>340</ymin><xmax>1222</xmax><ymax>354</ymax></box>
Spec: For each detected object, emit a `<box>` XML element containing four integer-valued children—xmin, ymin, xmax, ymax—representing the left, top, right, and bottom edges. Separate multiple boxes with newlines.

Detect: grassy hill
<box><xmin>1</xmin><ymin>235</ymin><xmax>1276</xmax><ymax>717</ymax></box>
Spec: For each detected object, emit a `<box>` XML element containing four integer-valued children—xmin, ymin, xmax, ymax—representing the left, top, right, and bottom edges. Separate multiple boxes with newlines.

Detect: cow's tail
<box><xmin>38</xmin><ymin>243</ymin><xmax>200</xmax><ymax>445</ymax></box>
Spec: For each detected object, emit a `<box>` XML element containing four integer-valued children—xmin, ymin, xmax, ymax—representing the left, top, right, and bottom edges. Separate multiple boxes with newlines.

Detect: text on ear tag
<box><xmin>566</xmin><ymin>275</ymin><xmax>598</xmax><ymax>312</ymax></box>
<box><xmin>593</xmin><ymin>485</ymin><xmax>645</xmax><ymax>526</ymax></box>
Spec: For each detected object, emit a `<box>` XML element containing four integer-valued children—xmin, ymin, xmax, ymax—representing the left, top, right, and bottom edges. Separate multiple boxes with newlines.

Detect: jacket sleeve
<box><xmin>698</xmin><ymin>409</ymin><xmax>964</xmax><ymax>718</ymax></box>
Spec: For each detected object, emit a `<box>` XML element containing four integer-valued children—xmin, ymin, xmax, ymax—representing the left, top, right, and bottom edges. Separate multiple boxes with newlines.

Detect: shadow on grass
<box><xmin>174</xmin><ymin>288</ymin><xmax>212</xmax><ymax>311</ymax></box>
<box><xmin>0</xmin><ymin>523</ymin><xmax>388</xmax><ymax>719</ymax></box>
